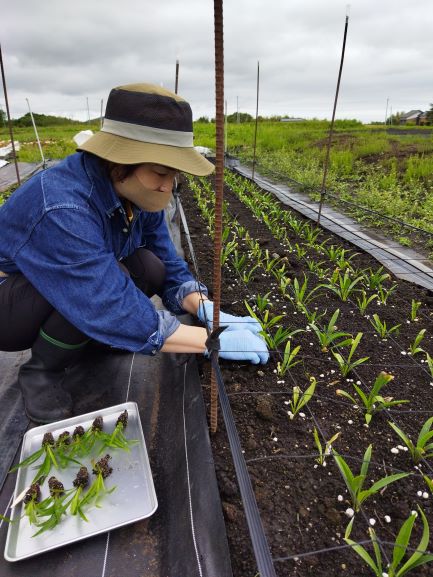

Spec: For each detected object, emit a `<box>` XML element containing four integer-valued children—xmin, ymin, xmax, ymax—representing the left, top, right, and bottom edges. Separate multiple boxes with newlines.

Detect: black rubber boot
<box><xmin>18</xmin><ymin>332</ymin><xmax>87</xmax><ymax>424</ymax></box>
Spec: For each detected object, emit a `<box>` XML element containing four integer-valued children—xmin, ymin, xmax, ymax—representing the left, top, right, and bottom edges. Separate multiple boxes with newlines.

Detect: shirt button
<box><xmin>122</xmin><ymin>228</ymin><xmax>128</xmax><ymax>233</ymax></box>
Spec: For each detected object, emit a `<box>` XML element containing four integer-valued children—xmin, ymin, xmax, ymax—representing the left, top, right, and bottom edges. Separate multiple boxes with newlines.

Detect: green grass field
<box><xmin>196</xmin><ymin>120</ymin><xmax>433</xmax><ymax>249</ymax></box>
<box><xmin>2</xmin><ymin>119</ymin><xmax>433</xmax><ymax>250</ymax></box>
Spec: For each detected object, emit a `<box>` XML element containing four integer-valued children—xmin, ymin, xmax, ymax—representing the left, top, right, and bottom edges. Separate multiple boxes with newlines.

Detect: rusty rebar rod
<box><xmin>211</xmin><ymin>0</ymin><xmax>225</xmax><ymax>433</ymax></box>
<box><xmin>0</xmin><ymin>42</ymin><xmax>20</xmax><ymax>186</ymax></box>
<box><xmin>317</xmin><ymin>14</ymin><xmax>349</xmax><ymax>224</ymax></box>
<box><xmin>251</xmin><ymin>60</ymin><xmax>260</xmax><ymax>180</ymax></box>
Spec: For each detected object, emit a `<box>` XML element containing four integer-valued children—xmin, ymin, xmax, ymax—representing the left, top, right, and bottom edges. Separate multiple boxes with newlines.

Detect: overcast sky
<box><xmin>1</xmin><ymin>0</ymin><xmax>432</xmax><ymax>124</ymax></box>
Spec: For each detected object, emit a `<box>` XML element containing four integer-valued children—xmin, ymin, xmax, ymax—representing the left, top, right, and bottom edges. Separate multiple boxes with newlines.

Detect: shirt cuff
<box><xmin>162</xmin><ymin>280</ymin><xmax>208</xmax><ymax>315</ymax></box>
<box><xmin>139</xmin><ymin>310</ymin><xmax>180</xmax><ymax>355</ymax></box>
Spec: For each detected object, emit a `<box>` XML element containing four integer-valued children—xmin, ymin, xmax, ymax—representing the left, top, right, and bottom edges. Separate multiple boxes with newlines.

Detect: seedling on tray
<box><xmin>32</xmin><ymin>477</ymin><xmax>72</xmax><ymax>536</ymax></box>
<box><xmin>10</xmin><ymin>432</ymin><xmax>64</xmax><ymax>484</ymax></box>
<box><xmin>75</xmin><ymin>455</ymin><xmax>116</xmax><ymax>519</ymax></box>
<box><xmin>98</xmin><ymin>410</ymin><xmax>137</xmax><ymax>453</ymax></box>
<box><xmin>69</xmin><ymin>466</ymin><xmax>91</xmax><ymax>521</ymax></box>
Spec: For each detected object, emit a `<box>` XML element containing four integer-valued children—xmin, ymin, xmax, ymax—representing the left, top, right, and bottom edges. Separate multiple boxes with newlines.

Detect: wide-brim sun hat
<box><xmin>78</xmin><ymin>83</ymin><xmax>214</xmax><ymax>177</ymax></box>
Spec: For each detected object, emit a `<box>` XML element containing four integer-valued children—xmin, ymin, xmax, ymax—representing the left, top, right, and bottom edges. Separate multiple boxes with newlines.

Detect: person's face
<box><xmin>114</xmin><ymin>163</ymin><xmax>178</xmax><ymax>212</ymax></box>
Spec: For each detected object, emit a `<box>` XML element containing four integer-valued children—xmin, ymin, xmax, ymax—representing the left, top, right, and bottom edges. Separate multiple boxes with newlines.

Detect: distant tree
<box><xmin>226</xmin><ymin>112</ymin><xmax>254</xmax><ymax>123</ymax></box>
<box><xmin>12</xmin><ymin>112</ymin><xmax>79</xmax><ymax>127</ymax></box>
<box><xmin>427</xmin><ymin>103</ymin><xmax>433</xmax><ymax>125</ymax></box>
<box><xmin>388</xmin><ymin>111</ymin><xmax>404</xmax><ymax>125</ymax></box>
<box><xmin>0</xmin><ymin>107</ymin><xmax>6</xmax><ymax>126</ymax></box>
<box><xmin>196</xmin><ymin>116</ymin><xmax>210</xmax><ymax>123</ymax></box>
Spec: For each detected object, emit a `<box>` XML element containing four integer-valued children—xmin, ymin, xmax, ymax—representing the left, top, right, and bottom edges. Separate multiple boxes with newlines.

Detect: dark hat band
<box><xmin>104</xmin><ymin>88</ymin><xmax>193</xmax><ymax>132</ymax></box>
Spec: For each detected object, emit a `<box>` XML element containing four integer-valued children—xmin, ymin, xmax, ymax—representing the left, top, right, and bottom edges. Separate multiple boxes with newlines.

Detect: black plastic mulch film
<box><xmin>181</xmin><ymin>167</ymin><xmax>433</xmax><ymax>573</ymax></box>
<box><xmin>0</xmin><ymin>348</ymin><xmax>232</xmax><ymax>576</ymax></box>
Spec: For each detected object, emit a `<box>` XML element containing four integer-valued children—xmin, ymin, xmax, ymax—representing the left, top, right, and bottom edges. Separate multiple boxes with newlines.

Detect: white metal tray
<box><xmin>4</xmin><ymin>401</ymin><xmax>157</xmax><ymax>562</ymax></box>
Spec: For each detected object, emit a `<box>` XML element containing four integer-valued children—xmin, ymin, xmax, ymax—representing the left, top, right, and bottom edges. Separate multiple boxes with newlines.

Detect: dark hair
<box><xmin>99</xmin><ymin>159</ymin><xmax>141</xmax><ymax>182</ymax></box>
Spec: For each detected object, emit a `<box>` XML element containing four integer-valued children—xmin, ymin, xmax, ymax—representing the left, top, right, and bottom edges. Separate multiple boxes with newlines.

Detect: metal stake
<box><xmin>0</xmin><ymin>42</ymin><xmax>20</xmax><ymax>186</ymax></box>
<box><xmin>251</xmin><ymin>60</ymin><xmax>260</xmax><ymax>180</ymax></box>
<box><xmin>174</xmin><ymin>59</ymin><xmax>179</xmax><ymax>94</ymax></box>
<box><xmin>224</xmin><ymin>99</ymin><xmax>228</xmax><ymax>154</ymax></box>
<box><xmin>317</xmin><ymin>13</ymin><xmax>349</xmax><ymax>224</ymax></box>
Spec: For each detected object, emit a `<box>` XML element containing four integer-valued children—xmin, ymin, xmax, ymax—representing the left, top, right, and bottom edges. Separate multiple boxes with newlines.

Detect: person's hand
<box><xmin>198</xmin><ymin>301</ymin><xmax>261</xmax><ymax>335</ymax></box>
<box><xmin>216</xmin><ymin>329</ymin><xmax>269</xmax><ymax>364</ymax></box>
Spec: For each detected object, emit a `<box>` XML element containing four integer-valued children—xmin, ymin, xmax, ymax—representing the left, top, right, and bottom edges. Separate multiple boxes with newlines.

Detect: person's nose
<box><xmin>158</xmin><ymin>174</ymin><xmax>175</xmax><ymax>193</ymax></box>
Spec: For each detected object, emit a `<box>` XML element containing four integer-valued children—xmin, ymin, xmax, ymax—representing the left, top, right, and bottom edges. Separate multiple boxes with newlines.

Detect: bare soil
<box><xmin>181</xmin><ymin>173</ymin><xmax>433</xmax><ymax>577</ymax></box>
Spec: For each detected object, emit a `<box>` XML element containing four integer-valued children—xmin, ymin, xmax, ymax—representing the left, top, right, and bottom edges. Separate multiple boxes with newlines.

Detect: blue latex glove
<box><xmin>217</xmin><ymin>329</ymin><xmax>269</xmax><ymax>365</ymax></box>
<box><xmin>198</xmin><ymin>300</ymin><xmax>261</xmax><ymax>335</ymax></box>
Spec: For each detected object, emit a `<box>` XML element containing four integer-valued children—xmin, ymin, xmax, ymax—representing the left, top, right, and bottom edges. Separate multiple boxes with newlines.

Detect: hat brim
<box><xmin>77</xmin><ymin>132</ymin><xmax>215</xmax><ymax>177</ymax></box>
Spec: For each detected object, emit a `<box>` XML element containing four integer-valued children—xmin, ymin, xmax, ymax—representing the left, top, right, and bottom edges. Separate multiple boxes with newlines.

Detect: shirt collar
<box><xmin>81</xmin><ymin>152</ymin><xmax>123</xmax><ymax>217</ymax></box>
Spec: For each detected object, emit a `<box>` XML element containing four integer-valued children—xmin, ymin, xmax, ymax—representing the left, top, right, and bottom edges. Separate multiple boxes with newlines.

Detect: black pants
<box><xmin>0</xmin><ymin>248</ymin><xmax>166</xmax><ymax>352</ymax></box>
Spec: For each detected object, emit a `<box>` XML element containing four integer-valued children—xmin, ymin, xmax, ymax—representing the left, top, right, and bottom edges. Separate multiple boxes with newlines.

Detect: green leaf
<box><xmin>336</xmin><ymin>390</ymin><xmax>357</xmax><ymax>404</ymax></box>
<box><xmin>392</xmin><ymin>511</ymin><xmax>417</xmax><ymax>569</ymax></box>
<box><xmin>371</xmin><ymin>372</ymin><xmax>393</xmax><ymax>396</ymax></box>
<box><xmin>360</xmin><ymin>445</ymin><xmax>372</xmax><ymax>479</ymax></box>
<box><xmin>418</xmin><ymin>417</ymin><xmax>433</xmax><ymax>445</ymax></box>
<box><xmin>352</xmin><ymin>383</ymin><xmax>368</xmax><ymax>406</ymax></box>
<box><xmin>396</xmin><ymin>508</ymin><xmax>431</xmax><ymax>576</ymax></box>
<box><xmin>344</xmin><ymin>538</ymin><xmax>381</xmax><ymax>574</ymax></box>
<box><xmin>362</xmin><ymin>473</ymin><xmax>409</xmax><ymax>504</ymax></box>
<box><xmin>369</xmin><ymin>528</ymin><xmax>383</xmax><ymax>572</ymax></box>
<box><xmin>397</xmin><ymin>554</ymin><xmax>433</xmax><ymax>576</ymax></box>
<box><xmin>350</xmin><ymin>357</ymin><xmax>370</xmax><ymax>369</ymax></box>
<box><xmin>9</xmin><ymin>447</ymin><xmax>44</xmax><ymax>472</ymax></box>
<box><xmin>313</xmin><ymin>428</ymin><xmax>323</xmax><ymax>460</ymax></box>
<box><xmin>344</xmin><ymin>517</ymin><xmax>354</xmax><ymax>539</ymax></box>
<box><xmin>389</xmin><ymin>422</ymin><xmax>414</xmax><ymax>452</ymax></box>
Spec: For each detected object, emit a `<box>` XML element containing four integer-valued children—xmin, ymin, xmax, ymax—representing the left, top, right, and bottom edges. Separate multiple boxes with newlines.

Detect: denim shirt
<box><xmin>0</xmin><ymin>152</ymin><xmax>207</xmax><ymax>354</ymax></box>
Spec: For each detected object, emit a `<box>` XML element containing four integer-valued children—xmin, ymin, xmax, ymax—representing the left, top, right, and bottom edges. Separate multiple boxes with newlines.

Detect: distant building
<box><xmin>399</xmin><ymin>110</ymin><xmax>423</xmax><ymax>125</ymax></box>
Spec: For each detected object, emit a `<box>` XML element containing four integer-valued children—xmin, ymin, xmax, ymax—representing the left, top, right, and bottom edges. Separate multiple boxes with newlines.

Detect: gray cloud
<box><xmin>1</xmin><ymin>0</ymin><xmax>432</xmax><ymax>123</ymax></box>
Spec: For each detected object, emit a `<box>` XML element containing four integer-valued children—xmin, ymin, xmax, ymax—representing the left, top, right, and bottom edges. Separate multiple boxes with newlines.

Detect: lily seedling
<box><xmin>10</xmin><ymin>432</ymin><xmax>60</xmax><ymax>484</ymax></box>
<box><xmin>98</xmin><ymin>410</ymin><xmax>137</xmax><ymax>453</ymax></box>
<box><xmin>32</xmin><ymin>476</ymin><xmax>72</xmax><ymax>536</ymax></box>
<box><xmin>75</xmin><ymin>455</ymin><xmax>116</xmax><ymax>518</ymax></box>
<box><xmin>69</xmin><ymin>466</ymin><xmax>91</xmax><ymax>521</ymax></box>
